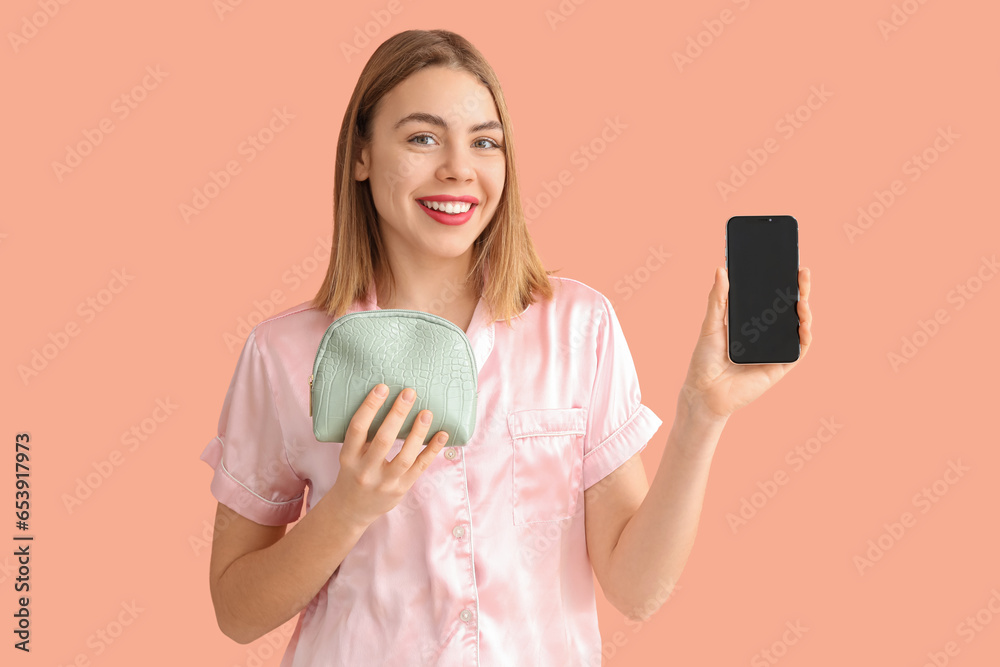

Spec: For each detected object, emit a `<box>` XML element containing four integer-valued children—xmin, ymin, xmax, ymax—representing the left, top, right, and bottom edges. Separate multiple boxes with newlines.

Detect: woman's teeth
<box><xmin>419</xmin><ymin>200</ymin><xmax>473</xmax><ymax>214</ymax></box>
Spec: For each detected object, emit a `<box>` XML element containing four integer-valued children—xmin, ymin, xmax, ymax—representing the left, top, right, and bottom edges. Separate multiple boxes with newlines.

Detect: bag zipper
<box><xmin>309</xmin><ymin>310</ymin><xmax>476</xmax><ymax>422</ymax></box>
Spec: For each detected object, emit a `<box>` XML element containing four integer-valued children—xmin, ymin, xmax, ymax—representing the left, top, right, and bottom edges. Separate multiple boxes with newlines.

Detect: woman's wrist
<box><xmin>670</xmin><ymin>386</ymin><xmax>729</xmax><ymax>460</ymax></box>
<box><xmin>677</xmin><ymin>384</ymin><xmax>730</xmax><ymax>426</ymax></box>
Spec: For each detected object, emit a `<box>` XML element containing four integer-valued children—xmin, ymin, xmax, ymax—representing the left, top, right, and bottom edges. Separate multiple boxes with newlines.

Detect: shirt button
<box><xmin>459</xmin><ymin>609</ymin><xmax>473</xmax><ymax>623</ymax></box>
<box><xmin>452</xmin><ymin>525</ymin><xmax>466</xmax><ymax>539</ymax></box>
<box><xmin>444</xmin><ymin>447</ymin><xmax>457</xmax><ymax>460</ymax></box>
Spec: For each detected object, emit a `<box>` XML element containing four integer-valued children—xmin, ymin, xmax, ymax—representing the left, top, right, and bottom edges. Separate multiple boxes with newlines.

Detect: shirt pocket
<box><xmin>507</xmin><ymin>407</ymin><xmax>588</xmax><ymax>526</ymax></box>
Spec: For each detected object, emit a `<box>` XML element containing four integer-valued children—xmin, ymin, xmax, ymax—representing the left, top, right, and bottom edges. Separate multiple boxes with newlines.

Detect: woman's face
<box><xmin>354</xmin><ymin>66</ymin><xmax>506</xmax><ymax>265</ymax></box>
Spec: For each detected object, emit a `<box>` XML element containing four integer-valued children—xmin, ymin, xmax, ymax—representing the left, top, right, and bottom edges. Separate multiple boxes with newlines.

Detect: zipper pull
<box><xmin>309</xmin><ymin>373</ymin><xmax>314</xmax><ymax>417</ymax></box>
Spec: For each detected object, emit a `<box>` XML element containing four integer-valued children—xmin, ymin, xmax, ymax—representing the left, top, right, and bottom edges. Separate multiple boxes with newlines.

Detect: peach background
<box><xmin>3</xmin><ymin>0</ymin><xmax>999</xmax><ymax>665</ymax></box>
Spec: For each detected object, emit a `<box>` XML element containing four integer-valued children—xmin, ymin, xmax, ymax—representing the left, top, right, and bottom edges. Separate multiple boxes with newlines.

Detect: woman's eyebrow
<box><xmin>394</xmin><ymin>112</ymin><xmax>502</xmax><ymax>134</ymax></box>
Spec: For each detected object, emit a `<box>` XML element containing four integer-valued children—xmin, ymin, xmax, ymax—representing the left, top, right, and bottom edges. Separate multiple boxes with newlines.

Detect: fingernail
<box><xmin>375</xmin><ymin>384</ymin><xmax>388</xmax><ymax>397</ymax></box>
<box><xmin>420</xmin><ymin>411</ymin><xmax>431</xmax><ymax>424</ymax></box>
<box><xmin>402</xmin><ymin>388</ymin><xmax>415</xmax><ymax>402</ymax></box>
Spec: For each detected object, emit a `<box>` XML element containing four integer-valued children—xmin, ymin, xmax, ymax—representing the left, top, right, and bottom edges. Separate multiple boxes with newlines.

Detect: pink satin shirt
<box><xmin>200</xmin><ymin>275</ymin><xmax>663</xmax><ymax>666</ymax></box>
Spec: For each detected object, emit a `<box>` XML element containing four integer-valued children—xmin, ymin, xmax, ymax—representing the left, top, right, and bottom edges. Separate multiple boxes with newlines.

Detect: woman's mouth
<box><xmin>417</xmin><ymin>199</ymin><xmax>477</xmax><ymax>226</ymax></box>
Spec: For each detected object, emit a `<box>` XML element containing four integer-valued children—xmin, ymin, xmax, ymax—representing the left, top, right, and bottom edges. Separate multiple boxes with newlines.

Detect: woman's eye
<box><xmin>409</xmin><ymin>134</ymin><xmax>502</xmax><ymax>150</ymax></box>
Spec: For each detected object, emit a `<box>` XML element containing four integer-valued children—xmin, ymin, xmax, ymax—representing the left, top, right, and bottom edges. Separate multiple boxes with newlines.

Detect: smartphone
<box><xmin>725</xmin><ymin>215</ymin><xmax>799</xmax><ymax>364</ymax></box>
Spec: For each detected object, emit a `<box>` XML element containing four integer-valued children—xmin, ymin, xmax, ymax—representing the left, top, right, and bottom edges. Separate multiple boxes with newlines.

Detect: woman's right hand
<box><xmin>324</xmin><ymin>384</ymin><xmax>450</xmax><ymax>530</ymax></box>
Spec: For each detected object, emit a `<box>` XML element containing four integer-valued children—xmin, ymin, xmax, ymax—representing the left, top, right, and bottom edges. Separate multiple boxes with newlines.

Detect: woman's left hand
<box><xmin>680</xmin><ymin>266</ymin><xmax>813</xmax><ymax>422</ymax></box>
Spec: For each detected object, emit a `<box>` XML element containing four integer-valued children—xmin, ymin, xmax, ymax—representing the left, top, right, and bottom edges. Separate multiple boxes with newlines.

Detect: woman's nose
<box><xmin>436</xmin><ymin>143</ymin><xmax>475</xmax><ymax>182</ymax></box>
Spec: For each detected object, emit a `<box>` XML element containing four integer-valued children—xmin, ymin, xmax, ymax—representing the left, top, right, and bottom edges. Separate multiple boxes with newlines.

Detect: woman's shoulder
<box><xmin>245</xmin><ymin>300</ymin><xmax>334</xmax><ymax>356</ymax></box>
<box><xmin>546</xmin><ymin>275</ymin><xmax>611</xmax><ymax>311</ymax></box>
<box><xmin>518</xmin><ymin>275</ymin><xmax>612</xmax><ymax>336</ymax></box>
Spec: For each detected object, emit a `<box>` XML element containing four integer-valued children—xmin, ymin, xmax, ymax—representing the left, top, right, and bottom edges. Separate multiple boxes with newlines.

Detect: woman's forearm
<box><xmin>213</xmin><ymin>493</ymin><xmax>369</xmax><ymax>644</ymax></box>
<box><xmin>606</xmin><ymin>391</ymin><xmax>728</xmax><ymax>620</ymax></box>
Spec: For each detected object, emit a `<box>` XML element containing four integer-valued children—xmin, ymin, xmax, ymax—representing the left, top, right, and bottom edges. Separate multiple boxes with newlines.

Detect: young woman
<box><xmin>200</xmin><ymin>29</ymin><xmax>813</xmax><ymax>666</ymax></box>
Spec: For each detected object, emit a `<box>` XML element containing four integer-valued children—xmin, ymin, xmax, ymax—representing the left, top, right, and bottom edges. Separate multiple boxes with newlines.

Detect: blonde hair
<box><xmin>310</xmin><ymin>29</ymin><xmax>557</xmax><ymax>328</ymax></box>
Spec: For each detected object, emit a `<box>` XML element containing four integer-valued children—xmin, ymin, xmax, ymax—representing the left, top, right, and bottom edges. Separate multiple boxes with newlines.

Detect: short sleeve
<box><xmin>582</xmin><ymin>296</ymin><xmax>663</xmax><ymax>490</ymax></box>
<box><xmin>199</xmin><ymin>328</ymin><xmax>305</xmax><ymax>525</ymax></box>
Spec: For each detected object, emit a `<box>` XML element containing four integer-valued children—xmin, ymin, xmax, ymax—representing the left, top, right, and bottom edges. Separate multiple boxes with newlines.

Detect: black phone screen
<box><xmin>726</xmin><ymin>216</ymin><xmax>799</xmax><ymax>364</ymax></box>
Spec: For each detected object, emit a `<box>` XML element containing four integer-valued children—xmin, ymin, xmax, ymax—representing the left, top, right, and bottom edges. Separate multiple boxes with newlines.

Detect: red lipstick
<box><xmin>416</xmin><ymin>195</ymin><xmax>478</xmax><ymax>226</ymax></box>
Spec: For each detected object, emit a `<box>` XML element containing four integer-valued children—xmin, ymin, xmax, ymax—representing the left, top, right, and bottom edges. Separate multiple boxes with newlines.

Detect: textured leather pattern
<box><xmin>312</xmin><ymin>309</ymin><xmax>478</xmax><ymax>446</ymax></box>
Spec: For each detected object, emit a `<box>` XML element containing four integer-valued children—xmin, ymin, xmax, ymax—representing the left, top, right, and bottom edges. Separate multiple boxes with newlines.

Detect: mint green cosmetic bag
<box><xmin>310</xmin><ymin>309</ymin><xmax>478</xmax><ymax>446</ymax></box>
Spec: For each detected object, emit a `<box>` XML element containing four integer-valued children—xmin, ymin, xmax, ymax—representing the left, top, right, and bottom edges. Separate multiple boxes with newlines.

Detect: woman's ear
<box><xmin>354</xmin><ymin>145</ymin><xmax>370</xmax><ymax>182</ymax></box>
